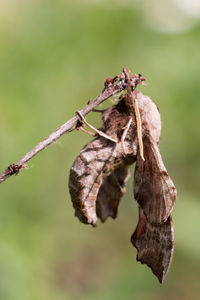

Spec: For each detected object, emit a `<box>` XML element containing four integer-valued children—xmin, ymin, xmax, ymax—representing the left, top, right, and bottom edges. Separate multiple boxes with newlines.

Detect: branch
<box><xmin>0</xmin><ymin>68</ymin><xmax>145</xmax><ymax>184</ymax></box>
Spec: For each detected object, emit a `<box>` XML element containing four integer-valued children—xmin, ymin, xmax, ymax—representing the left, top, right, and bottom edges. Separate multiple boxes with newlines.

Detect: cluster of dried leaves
<box><xmin>68</xmin><ymin>69</ymin><xmax>177</xmax><ymax>283</ymax></box>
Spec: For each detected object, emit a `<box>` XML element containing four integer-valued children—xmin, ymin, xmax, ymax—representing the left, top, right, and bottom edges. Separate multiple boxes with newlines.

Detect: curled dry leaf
<box><xmin>68</xmin><ymin>82</ymin><xmax>176</xmax><ymax>283</ymax></box>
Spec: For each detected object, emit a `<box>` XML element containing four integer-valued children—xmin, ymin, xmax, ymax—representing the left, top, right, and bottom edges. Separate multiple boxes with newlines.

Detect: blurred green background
<box><xmin>0</xmin><ymin>0</ymin><xmax>200</xmax><ymax>299</ymax></box>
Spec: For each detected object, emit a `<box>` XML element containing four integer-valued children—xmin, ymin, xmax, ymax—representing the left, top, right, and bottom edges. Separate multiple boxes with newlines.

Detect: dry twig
<box><xmin>0</xmin><ymin>68</ymin><xmax>145</xmax><ymax>184</ymax></box>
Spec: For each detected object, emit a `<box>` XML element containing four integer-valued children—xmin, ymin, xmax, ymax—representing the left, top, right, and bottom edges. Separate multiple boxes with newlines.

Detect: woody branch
<box><xmin>0</xmin><ymin>68</ymin><xmax>145</xmax><ymax>184</ymax></box>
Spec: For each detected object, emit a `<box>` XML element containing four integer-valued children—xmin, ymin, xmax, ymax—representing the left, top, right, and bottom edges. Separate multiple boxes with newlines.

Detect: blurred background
<box><xmin>0</xmin><ymin>0</ymin><xmax>200</xmax><ymax>299</ymax></box>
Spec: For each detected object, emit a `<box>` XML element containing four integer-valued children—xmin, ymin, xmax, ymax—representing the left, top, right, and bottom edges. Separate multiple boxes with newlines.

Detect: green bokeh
<box><xmin>0</xmin><ymin>1</ymin><xmax>200</xmax><ymax>299</ymax></box>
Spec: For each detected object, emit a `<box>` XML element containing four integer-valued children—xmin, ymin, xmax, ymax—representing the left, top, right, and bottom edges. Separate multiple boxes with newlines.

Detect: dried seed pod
<box><xmin>131</xmin><ymin>208</ymin><xmax>174</xmax><ymax>283</ymax></box>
